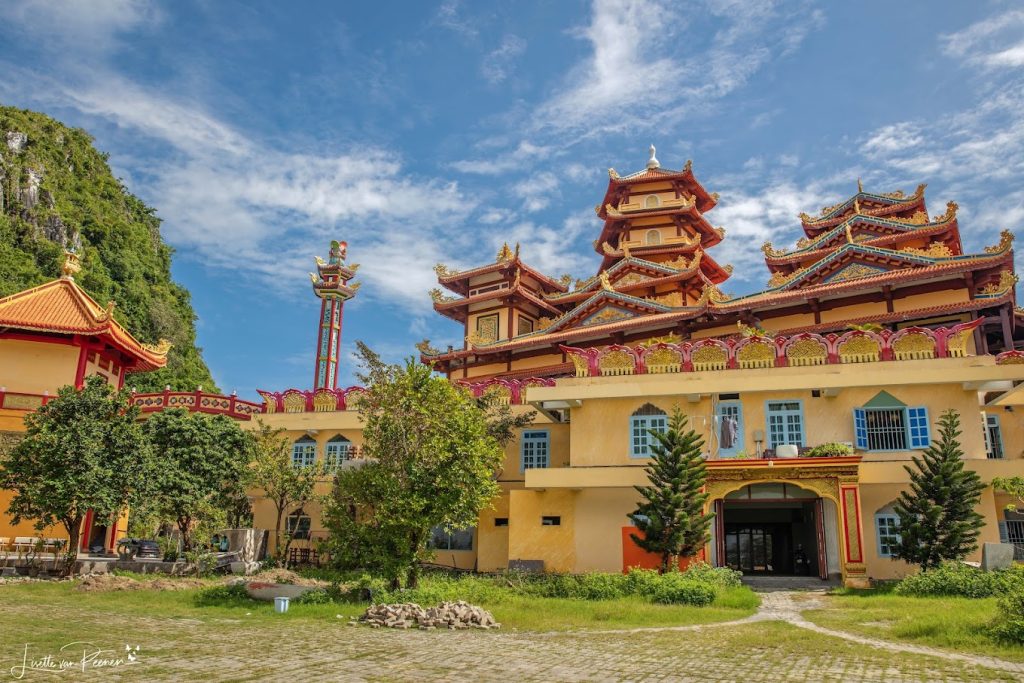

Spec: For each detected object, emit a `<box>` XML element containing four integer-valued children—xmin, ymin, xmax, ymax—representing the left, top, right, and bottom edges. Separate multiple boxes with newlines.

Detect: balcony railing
<box><xmin>559</xmin><ymin>320</ymin><xmax>987</xmax><ymax>378</ymax></box>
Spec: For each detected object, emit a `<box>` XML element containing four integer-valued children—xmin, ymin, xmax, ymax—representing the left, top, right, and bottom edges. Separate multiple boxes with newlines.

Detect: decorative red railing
<box><xmin>131</xmin><ymin>389</ymin><xmax>264</xmax><ymax>420</ymax></box>
<box><xmin>0</xmin><ymin>390</ymin><xmax>54</xmax><ymax>412</ymax></box>
<box><xmin>559</xmin><ymin>320</ymin><xmax>988</xmax><ymax>378</ymax></box>
<box><xmin>256</xmin><ymin>386</ymin><xmax>367</xmax><ymax>413</ymax></box>
<box><xmin>456</xmin><ymin>377</ymin><xmax>557</xmax><ymax>405</ymax></box>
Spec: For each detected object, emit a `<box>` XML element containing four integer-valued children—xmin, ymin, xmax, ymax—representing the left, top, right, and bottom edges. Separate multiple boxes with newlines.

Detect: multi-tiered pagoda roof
<box><xmin>421</xmin><ymin>153</ymin><xmax>1020</xmax><ymax>380</ymax></box>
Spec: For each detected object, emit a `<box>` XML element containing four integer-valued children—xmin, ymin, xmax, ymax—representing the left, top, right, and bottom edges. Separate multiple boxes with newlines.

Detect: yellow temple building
<box><xmin>3</xmin><ymin>147</ymin><xmax>1024</xmax><ymax>586</ymax></box>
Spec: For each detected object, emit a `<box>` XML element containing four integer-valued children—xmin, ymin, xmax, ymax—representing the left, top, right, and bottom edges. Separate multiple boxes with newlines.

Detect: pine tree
<box><xmin>629</xmin><ymin>407</ymin><xmax>714</xmax><ymax>572</ymax></box>
<box><xmin>893</xmin><ymin>409</ymin><xmax>985</xmax><ymax>571</ymax></box>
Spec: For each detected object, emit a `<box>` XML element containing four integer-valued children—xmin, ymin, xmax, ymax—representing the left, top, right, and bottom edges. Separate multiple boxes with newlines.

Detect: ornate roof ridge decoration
<box><xmin>799</xmin><ymin>183</ymin><xmax>928</xmax><ymax>225</ymax></box>
<box><xmin>557</xmin><ymin>319</ymin><xmax>984</xmax><ymax>378</ymax></box>
<box><xmin>979</xmin><ymin>270</ymin><xmax>1020</xmax><ymax>296</ymax></box>
<box><xmin>697</xmin><ymin>281</ymin><xmax>731</xmax><ymax>306</ymax></box>
<box><xmin>985</xmin><ymin>229</ymin><xmax>1015</xmax><ymax>254</ymax></box>
<box><xmin>646</xmin><ymin>291</ymin><xmax>684</xmax><ymax>307</ymax></box>
<box><xmin>767</xmin><ymin>266</ymin><xmax>808</xmax><ymax>288</ymax></box>
<box><xmin>429</xmin><ymin>288</ymin><xmax>458</xmax><ymax>303</ymax></box>
<box><xmin>762</xmin><ymin>241</ymin><xmax>787</xmax><ymax>258</ymax></box>
<box><xmin>599</xmin><ymin>271</ymin><xmax>615</xmax><ymax>291</ymax></box>
<box><xmin>900</xmin><ymin>242</ymin><xmax>954</xmax><ymax>258</ymax></box>
<box><xmin>60</xmin><ymin>250</ymin><xmax>81</xmax><ymax>279</ymax></box>
<box><xmin>415</xmin><ymin>339</ymin><xmax>441</xmax><ymax>356</ymax></box>
<box><xmin>496</xmin><ymin>242</ymin><xmax>519</xmax><ymax>263</ymax></box>
<box><xmin>142</xmin><ymin>339</ymin><xmax>173</xmax><ymax>355</ymax></box>
<box><xmin>0</xmin><ymin>269</ymin><xmax>168</xmax><ymax>371</ymax></box>
<box><xmin>434</xmin><ymin>263</ymin><xmax>459</xmax><ymax>278</ymax></box>
<box><xmin>933</xmin><ymin>201</ymin><xmax>958</xmax><ymax>223</ymax></box>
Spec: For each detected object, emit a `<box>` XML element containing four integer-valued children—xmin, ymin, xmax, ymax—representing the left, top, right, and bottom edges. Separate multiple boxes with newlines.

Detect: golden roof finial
<box><xmin>857</xmin><ymin>178</ymin><xmax>863</xmax><ymax>193</ymax></box>
<box><xmin>496</xmin><ymin>243</ymin><xmax>514</xmax><ymax>263</ymax></box>
<box><xmin>854</xmin><ymin>198</ymin><xmax>861</xmax><ymax>214</ymax></box>
<box><xmin>60</xmin><ymin>250</ymin><xmax>81</xmax><ymax>279</ymax></box>
<box><xmin>845</xmin><ymin>222</ymin><xmax>854</xmax><ymax>243</ymax></box>
<box><xmin>599</xmin><ymin>271</ymin><xmax>614</xmax><ymax>291</ymax></box>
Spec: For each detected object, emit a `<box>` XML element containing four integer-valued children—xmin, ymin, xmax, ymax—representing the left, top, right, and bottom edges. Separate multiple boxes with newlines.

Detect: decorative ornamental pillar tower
<box><xmin>310</xmin><ymin>240</ymin><xmax>359</xmax><ymax>390</ymax></box>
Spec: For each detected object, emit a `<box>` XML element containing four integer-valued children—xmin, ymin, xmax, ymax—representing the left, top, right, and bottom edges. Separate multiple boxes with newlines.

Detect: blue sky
<box><xmin>1</xmin><ymin>0</ymin><xmax>1022</xmax><ymax>398</ymax></box>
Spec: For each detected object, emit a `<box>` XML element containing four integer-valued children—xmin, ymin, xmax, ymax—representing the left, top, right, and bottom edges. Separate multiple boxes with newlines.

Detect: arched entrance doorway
<box><xmin>712</xmin><ymin>483</ymin><xmax>837</xmax><ymax>580</ymax></box>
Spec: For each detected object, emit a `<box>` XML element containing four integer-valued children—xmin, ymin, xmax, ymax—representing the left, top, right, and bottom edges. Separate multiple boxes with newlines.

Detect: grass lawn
<box><xmin>0</xmin><ymin>579</ymin><xmax>758</xmax><ymax>648</ymax></box>
<box><xmin>805</xmin><ymin>588</ymin><xmax>1024</xmax><ymax>662</ymax></box>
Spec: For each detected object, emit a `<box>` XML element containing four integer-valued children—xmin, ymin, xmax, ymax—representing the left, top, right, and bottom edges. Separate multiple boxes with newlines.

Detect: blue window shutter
<box><xmin>999</xmin><ymin>521</ymin><xmax>1009</xmax><ymax>543</ymax></box>
<box><xmin>907</xmin><ymin>407</ymin><xmax>930</xmax><ymax>449</ymax></box>
<box><xmin>853</xmin><ymin>408</ymin><xmax>868</xmax><ymax>449</ymax></box>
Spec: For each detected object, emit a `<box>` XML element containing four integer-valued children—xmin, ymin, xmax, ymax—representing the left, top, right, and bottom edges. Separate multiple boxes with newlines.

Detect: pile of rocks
<box><xmin>359</xmin><ymin>601</ymin><xmax>500</xmax><ymax>630</ymax></box>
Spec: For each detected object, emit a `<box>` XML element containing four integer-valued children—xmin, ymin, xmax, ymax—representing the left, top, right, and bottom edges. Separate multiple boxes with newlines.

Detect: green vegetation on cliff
<box><xmin>0</xmin><ymin>105</ymin><xmax>216</xmax><ymax>392</ymax></box>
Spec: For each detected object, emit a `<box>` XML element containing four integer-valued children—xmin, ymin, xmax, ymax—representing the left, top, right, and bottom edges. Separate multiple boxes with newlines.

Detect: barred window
<box><xmin>630</xmin><ymin>404</ymin><xmax>667</xmax><ymax>458</ymax></box>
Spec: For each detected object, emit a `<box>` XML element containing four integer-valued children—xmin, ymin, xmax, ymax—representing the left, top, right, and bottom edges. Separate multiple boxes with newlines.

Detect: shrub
<box><xmin>623</xmin><ymin>568</ymin><xmax>662</xmax><ymax>597</ymax></box>
<box><xmin>295</xmin><ymin>588</ymin><xmax>333</xmax><ymax>605</ymax></box>
<box><xmin>895</xmin><ymin>563</ymin><xmax>1024</xmax><ymax>598</ymax></box>
<box><xmin>679</xmin><ymin>562</ymin><xmax>742</xmax><ymax>588</ymax></box>
<box><xmin>650</xmin><ymin>576</ymin><xmax>717</xmax><ymax>606</ymax></box>
<box><xmin>991</xmin><ymin>589</ymin><xmax>1024</xmax><ymax>644</ymax></box>
<box><xmin>194</xmin><ymin>582</ymin><xmax>250</xmax><ymax>606</ymax></box>
<box><xmin>804</xmin><ymin>442</ymin><xmax>853</xmax><ymax>458</ymax></box>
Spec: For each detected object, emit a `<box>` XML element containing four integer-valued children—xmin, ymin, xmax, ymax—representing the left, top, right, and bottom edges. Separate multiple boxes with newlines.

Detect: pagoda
<box><xmin>422</xmin><ymin>149</ymin><xmax>1020</xmax><ymax>380</ymax></box>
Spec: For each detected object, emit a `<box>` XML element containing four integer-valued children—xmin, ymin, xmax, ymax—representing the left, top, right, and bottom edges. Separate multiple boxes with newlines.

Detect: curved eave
<box><xmin>801</xmin><ymin>191</ymin><xmax>927</xmax><ymax>235</ymax></box>
<box><xmin>425</xmin><ymin>254</ymin><xmax>1015</xmax><ymax>363</ymax></box>
<box><xmin>744</xmin><ymin>249</ymin><xmax>1013</xmax><ymax>302</ymax></box>
<box><xmin>437</xmin><ymin>258</ymin><xmax>567</xmax><ymax>296</ymax></box>
<box><xmin>433</xmin><ymin>286</ymin><xmax>563</xmax><ymax>322</ymax></box>
<box><xmin>601</xmin><ymin>165</ymin><xmax>717</xmax><ymax>214</ymax></box>
<box><xmin>595</xmin><ymin>205</ymin><xmax>724</xmax><ymax>254</ymax></box>
<box><xmin>765</xmin><ymin>217</ymin><xmax>962</xmax><ymax>269</ymax></box>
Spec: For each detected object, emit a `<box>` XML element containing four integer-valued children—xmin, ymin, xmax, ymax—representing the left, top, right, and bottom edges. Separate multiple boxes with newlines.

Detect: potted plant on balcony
<box><xmin>803</xmin><ymin>443</ymin><xmax>854</xmax><ymax>458</ymax></box>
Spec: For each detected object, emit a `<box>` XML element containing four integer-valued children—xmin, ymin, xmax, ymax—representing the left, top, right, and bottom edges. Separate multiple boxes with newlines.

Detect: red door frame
<box><xmin>814</xmin><ymin>498</ymin><xmax>828</xmax><ymax>580</ymax></box>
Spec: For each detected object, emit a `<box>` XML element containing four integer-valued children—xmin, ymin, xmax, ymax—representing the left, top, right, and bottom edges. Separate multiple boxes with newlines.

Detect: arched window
<box><xmin>644</xmin><ymin>194</ymin><xmax>660</xmax><ymax>209</ymax></box>
<box><xmin>874</xmin><ymin>503</ymin><xmax>901</xmax><ymax>557</ymax></box>
<box><xmin>630</xmin><ymin>403</ymin><xmax>668</xmax><ymax>458</ymax></box>
<box><xmin>645</xmin><ymin>229</ymin><xmax>662</xmax><ymax>245</ymax></box>
<box><xmin>291</xmin><ymin>435</ymin><xmax>316</xmax><ymax>468</ymax></box>
<box><xmin>325</xmin><ymin>435</ymin><xmax>352</xmax><ymax>472</ymax></box>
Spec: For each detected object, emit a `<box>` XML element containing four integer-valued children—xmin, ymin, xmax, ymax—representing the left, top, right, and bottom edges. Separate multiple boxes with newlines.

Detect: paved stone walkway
<box><xmin>3</xmin><ymin>591</ymin><xmax>1023</xmax><ymax>681</ymax></box>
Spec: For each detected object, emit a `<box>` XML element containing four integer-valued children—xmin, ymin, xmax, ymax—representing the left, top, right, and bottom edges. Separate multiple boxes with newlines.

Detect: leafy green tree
<box><xmin>324</xmin><ymin>342</ymin><xmax>531</xmax><ymax>588</ymax></box>
<box><xmin>0</xmin><ymin>376</ymin><xmax>154</xmax><ymax>572</ymax></box>
<box><xmin>144</xmin><ymin>408</ymin><xmax>251</xmax><ymax>551</ymax></box>
<box><xmin>247</xmin><ymin>421</ymin><xmax>326</xmax><ymax>565</ymax></box>
<box><xmin>893</xmin><ymin>409</ymin><xmax>985</xmax><ymax>571</ymax></box>
<box><xmin>628</xmin><ymin>407</ymin><xmax>714</xmax><ymax>572</ymax></box>
<box><xmin>992</xmin><ymin>476</ymin><xmax>1024</xmax><ymax>513</ymax></box>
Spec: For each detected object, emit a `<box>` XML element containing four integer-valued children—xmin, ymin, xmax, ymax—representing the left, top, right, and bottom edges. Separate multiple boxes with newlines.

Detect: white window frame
<box><xmin>286</xmin><ymin>513</ymin><xmax>311</xmax><ymax>540</ymax></box>
<box><xmin>766</xmin><ymin>400</ymin><xmax>804</xmax><ymax>449</ymax></box>
<box><xmin>324</xmin><ymin>439</ymin><xmax>352</xmax><ymax>471</ymax></box>
<box><xmin>291</xmin><ymin>440</ymin><xmax>316</xmax><ymax>468</ymax></box>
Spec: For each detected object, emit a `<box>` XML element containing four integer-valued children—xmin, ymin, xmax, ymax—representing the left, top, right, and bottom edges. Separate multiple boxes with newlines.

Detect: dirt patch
<box><xmin>248</xmin><ymin>568</ymin><xmax>327</xmax><ymax>587</ymax></box>
<box><xmin>76</xmin><ymin>574</ymin><xmax>210</xmax><ymax>592</ymax></box>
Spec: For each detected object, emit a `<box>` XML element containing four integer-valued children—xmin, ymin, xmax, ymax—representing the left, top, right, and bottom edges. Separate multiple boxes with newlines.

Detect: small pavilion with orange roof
<box><xmin>0</xmin><ymin>251</ymin><xmax>170</xmax><ymax>553</ymax></box>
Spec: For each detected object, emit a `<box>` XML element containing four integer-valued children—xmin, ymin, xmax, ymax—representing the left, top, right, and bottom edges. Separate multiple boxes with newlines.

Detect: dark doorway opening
<box><xmin>721</xmin><ymin>499</ymin><xmax>823</xmax><ymax>577</ymax></box>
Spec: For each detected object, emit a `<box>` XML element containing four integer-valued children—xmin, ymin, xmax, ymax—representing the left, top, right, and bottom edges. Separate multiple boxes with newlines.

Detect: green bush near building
<box><xmin>894</xmin><ymin>562</ymin><xmax>1024</xmax><ymax>598</ymax></box>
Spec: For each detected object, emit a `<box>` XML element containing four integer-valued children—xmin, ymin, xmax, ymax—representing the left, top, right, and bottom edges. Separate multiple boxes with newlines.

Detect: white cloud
<box><xmin>941</xmin><ymin>10</ymin><xmax>1024</xmax><ymax>69</ymax></box>
<box><xmin>530</xmin><ymin>0</ymin><xmax>823</xmax><ymax>139</ymax></box>
<box><xmin>500</xmin><ymin>212</ymin><xmax>593</xmax><ymax>276</ymax></box>
<box><xmin>0</xmin><ymin>71</ymin><xmax>475</xmax><ymax>312</ymax></box>
<box><xmin>433</xmin><ymin>0</ymin><xmax>478</xmax><ymax>39</ymax></box>
<box><xmin>0</xmin><ymin>0</ymin><xmax>161</xmax><ymax>55</ymax></box>
<box><xmin>481</xmin><ymin>34</ymin><xmax>527</xmax><ymax>84</ymax></box>
<box><xmin>511</xmin><ymin>171</ymin><xmax>560</xmax><ymax>213</ymax></box>
<box><xmin>450</xmin><ymin>140</ymin><xmax>553</xmax><ymax>175</ymax></box>
<box><xmin>861</xmin><ymin>122</ymin><xmax>925</xmax><ymax>156</ymax></box>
